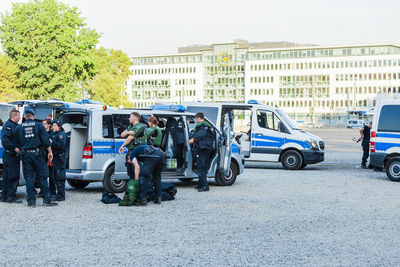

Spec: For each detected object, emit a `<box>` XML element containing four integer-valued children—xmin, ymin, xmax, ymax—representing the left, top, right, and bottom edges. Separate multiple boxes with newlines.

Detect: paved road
<box><xmin>0</xmin><ymin>165</ymin><xmax>398</xmax><ymax>266</ymax></box>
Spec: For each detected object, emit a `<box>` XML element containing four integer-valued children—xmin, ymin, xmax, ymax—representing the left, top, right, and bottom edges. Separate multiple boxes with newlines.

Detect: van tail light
<box><xmin>370</xmin><ymin>141</ymin><xmax>375</xmax><ymax>153</ymax></box>
<box><xmin>370</xmin><ymin>131</ymin><xmax>376</xmax><ymax>152</ymax></box>
<box><xmin>83</xmin><ymin>144</ymin><xmax>93</xmax><ymax>159</ymax></box>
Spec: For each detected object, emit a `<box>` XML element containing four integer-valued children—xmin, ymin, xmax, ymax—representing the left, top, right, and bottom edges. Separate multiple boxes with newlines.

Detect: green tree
<box><xmin>0</xmin><ymin>0</ymin><xmax>100</xmax><ymax>100</ymax></box>
<box><xmin>0</xmin><ymin>53</ymin><xmax>24</xmax><ymax>101</ymax></box>
<box><xmin>84</xmin><ymin>47</ymin><xmax>132</xmax><ymax>108</ymax></box>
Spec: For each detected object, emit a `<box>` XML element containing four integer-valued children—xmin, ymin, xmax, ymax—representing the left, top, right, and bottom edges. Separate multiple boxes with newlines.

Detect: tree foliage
<box><xmin>0</xmin><ymin>53</ymin><xmax>24</xmax><ymax>101</ymax></box>
<box><xmin>84</xmin><ymin>47</ymin><xmax>132</xmax><ymax>108</ymax></box>
<box><xmin>0</xmin><ymin>0</ymin><xmax>100</xmax><ymax>100</ymax></box>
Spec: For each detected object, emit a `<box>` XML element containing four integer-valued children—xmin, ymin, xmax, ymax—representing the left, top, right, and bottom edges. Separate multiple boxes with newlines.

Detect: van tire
<box><xmin>281</xmin><ymin>150</ymin><xmax>303</xmax><ymax>170</ymax></box>
<box><xmin>67</xmin><ymin>179</ymin><xmax>89</xmax><ymax>189</ymax></box>
<box><xmin>215</xmin><ymin>162</ymin><xmax>238</xmax><ymax>186</ymax></box>
<box><xmin>103</xmin><ymin>165</ymin><xmax>127</xmax><ymax>193</ymax></box>
<box><xmin>386</xmin><ymin>157</ymin><xmax>400</xmax><ymax>182</ymax></box>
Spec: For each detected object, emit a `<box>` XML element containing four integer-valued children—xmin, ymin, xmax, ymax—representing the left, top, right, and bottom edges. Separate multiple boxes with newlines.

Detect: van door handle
<box><xmin>255</xmin><ymin>133</ymin><xmax>263</xmax><ymax>136</ymax></box>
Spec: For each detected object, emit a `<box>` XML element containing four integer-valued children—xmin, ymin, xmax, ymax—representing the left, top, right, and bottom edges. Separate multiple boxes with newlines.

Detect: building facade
<box><xmin>128</xmin><ymin>41</ymin><xmax>400</xmax><ymax>120</ymax></box>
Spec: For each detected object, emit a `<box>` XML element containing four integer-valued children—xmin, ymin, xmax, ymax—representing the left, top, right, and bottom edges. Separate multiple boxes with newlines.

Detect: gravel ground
<box><xmin>1</xmin><ymin>164</ymin><xmax>399</xmax><ymax>266</ymax></box>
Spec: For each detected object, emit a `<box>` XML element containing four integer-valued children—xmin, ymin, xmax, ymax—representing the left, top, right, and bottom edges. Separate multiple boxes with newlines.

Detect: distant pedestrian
<box><xmin>357</xmin><ymin>121</ymin><xmax>372</xmax><ymax>169</ymax></box>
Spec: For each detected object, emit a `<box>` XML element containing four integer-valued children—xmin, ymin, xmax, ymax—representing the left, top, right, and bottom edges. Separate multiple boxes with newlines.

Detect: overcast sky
<box><xmin>1</xmin><ymin>0</ymin><xmax>399</xmax><ymax>57</ymax></box>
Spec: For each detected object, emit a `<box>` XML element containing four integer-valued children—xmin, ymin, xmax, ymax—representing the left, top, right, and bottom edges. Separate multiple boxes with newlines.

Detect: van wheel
<box><xmin>281</xmin><ymin>150</ymin><xmax>303</xmax><ymax>170</ymax></box>
<box><xmin>299</xmin><ymin>162</ymin><xmax>307</xmax><ymax>169</ymax></box>
<box><xmin>103</xmin><ymin>165</ymin><xmax>127</xmax><ymax>193</ymax></box>
<box><xmin>215</xmin><ymin>162</ymin><xmax>238</xmax><ymax>186</ymax></box>
<box><xmin>67</xmin><ymin>179</ymin><xmax>89</xmax><ymax>189</ymax></box>
<box><xmin>179</xmin><ymin>178</ymin><xmax>194</xmax><ymax>183</ymax></box>
<box><xmin>386</xmin><ymin>157</ymin><xmax>400</xmax><ymax>182</ymax></box>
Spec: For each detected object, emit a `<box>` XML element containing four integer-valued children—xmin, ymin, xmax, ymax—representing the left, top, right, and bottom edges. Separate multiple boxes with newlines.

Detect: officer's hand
<box><xmin>14</xmin><ymin>147</ymin><xmax>20</xmax><ymax>154</ymax></box>
<box><xmin>188</xmin><ymin>138</ymin><xmax>194</xmax><ymax>144</ymax></box>
<box><xmin>118</xmin><ymin>146</ymin><xmax>124</xmax><ymax>154</ymax></box>
<box><xmin>48</xmin><ymin>152</ymin><xmax>53</xmax><ymax>162</ymax></box>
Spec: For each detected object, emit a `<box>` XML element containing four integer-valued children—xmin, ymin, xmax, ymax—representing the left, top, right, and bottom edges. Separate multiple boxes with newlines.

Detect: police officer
<box><xmin>15</xmin><ymin>108</ymin><xmax>58</xmax><ymax>207</ymax></box>
<box><xmin>144</xmin><ymin>116</ymin><xmax>162</xmax><ymax>147</ymax></box>
<box><xmin>130</xmin><ymin>145</ymin><xmax>164</xmax><ymax>205</ymax></box>
<box><xmin>1</xmin><ymin>109</ymin><xmax>22</xmax><ymax>204</ymax></box>
<box><xmin>357</xmin><ymin>121</ymin><xmax>372</xmax><ymax>169</ymax></box>
<box><xmin>51</xmin><ymin>120</ymin><xmax>67</xmax><ymax>201</ymax></box>
<box><xmin>118</xmin><ymin>112</ymin><xmax>145</xmax><ymax>179</ymax></box>
<box><xmin>188</xmin><ymin>112</ymin><xmax>214</xmax><ymax>192</ymax></box>
<box><xmin>38</xmin><ymin>118</ymin><xmax>55</xmax><ymax>199</ymax></box>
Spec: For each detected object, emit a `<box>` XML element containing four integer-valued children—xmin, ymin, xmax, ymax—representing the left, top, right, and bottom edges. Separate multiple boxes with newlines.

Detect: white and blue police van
<box><xmin>183</xmin><ymin>100</ymin><xmax>325</xmax><ymax>170</ymax></box>
<box><xmin>370</xmin><ymin>98</ymin><xmax>400</xmax><ymax>181</ymax></box>
<box><xmin>58</xmin><ymin>104</ymin><xmax>244</xmax><ymax>193</ymax></box>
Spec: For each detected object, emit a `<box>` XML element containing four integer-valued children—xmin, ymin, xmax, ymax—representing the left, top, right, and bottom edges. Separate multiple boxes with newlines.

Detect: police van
<box><xmin>58</xmin><ymin>104</ymin><xmax>244</xmax><ymax>193</ymax></box>
<box><xmin>183</xmin><ymin>101</ymin><xmax>325</xmax><ymax>170</ymax></box>
<box><xmin>370</xmin><ymin>98</ymin><xmax>400</xmax><ymax>181</ymax></box>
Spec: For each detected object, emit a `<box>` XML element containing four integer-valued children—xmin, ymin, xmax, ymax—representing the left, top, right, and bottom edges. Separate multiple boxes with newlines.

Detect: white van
<box><xmin>59</xmin><ymin>105</ymin><xmax>244</xmax><ymax>192</ymax></box>
<box><xmin>370</xmin><ymin>99</ymin><xmax>400</xmax><ymax>181</ymax></box>
<box><xmin>183</xmin><ymin>101</ymin><xmax>325</xmax><ymax>170</ymax></box>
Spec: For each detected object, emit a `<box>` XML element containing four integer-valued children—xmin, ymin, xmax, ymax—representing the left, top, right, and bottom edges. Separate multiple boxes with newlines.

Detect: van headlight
<box><xmin>306</xmin><ymin>139</ymin><xmax>319</xmax><ymax>150</ymax></box>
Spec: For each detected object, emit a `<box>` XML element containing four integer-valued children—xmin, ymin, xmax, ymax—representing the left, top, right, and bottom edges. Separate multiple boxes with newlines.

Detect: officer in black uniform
<box><xmin>15</xmin><ymin>108</ymin><xmax>58</xmax><ymax>207</ymax></box>
<box><xmin>358</xmin><ymin>121</ymin><xmax>372</xmax><ymax>169</ymax></box>
<box><xmin>1</xmin><ymin>109</ymin><xmax>22</xmax><ymax>203</ymax></box>
<box><xmin>51</xmin><ymin>120</ymin><xmax>68</xmax><ymax>201</ymax></box>
<box><xmin>130</xmin><ymin>145</ymin><xmax>164</xmax><ymax>205</ymax></box>
<box><xmin>188</xmin><ymin>112</ymin><xmax>214</xmax><ymax>192</ymax></box>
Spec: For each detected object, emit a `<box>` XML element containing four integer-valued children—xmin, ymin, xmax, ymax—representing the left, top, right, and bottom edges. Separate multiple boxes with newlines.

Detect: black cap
<box><xmin>24</xmin><ymin>108</ymin><xmax>35</xmax><ymax>115</ymax></box>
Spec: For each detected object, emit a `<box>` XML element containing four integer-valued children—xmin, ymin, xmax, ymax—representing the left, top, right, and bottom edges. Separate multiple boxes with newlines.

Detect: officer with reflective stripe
<box><xmin>1</xmin><ymin>109</ymin><xmax>22</xmax><ymax>204</ymax></box>
<box><xmin>15</xmin><ymin>108</ymin><xmax>58</xmax><ymax>207</ymax></box>
<box><xmin>51</xmin><ymin>120</ymin><xmax>67</xmax><ymax>201</ymax></box>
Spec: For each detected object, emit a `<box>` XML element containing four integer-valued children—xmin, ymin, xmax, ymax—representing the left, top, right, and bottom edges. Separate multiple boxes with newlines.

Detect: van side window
<box><xmin>102</xmin><ymin>115</ymin><xmax>113</xmax><ymax>138</ymax></box>
<box><xmin>257</xmin><ymin>110</ymin><xmax>289</xmax><ymax>133</ymax></box>
<box><xmin>112</xmin><ymin>114</ymin><xmax>130</xmax><ymax>138</ymax></box>
<box><xmin>378</xmin><ymin>105</ymin><xmax>400</xmax><ymax>132</ymax></box>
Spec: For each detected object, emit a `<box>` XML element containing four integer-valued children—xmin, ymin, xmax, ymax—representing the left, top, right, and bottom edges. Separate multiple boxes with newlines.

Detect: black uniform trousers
<box><xmin>22</xmin><ymin>151</ymin><xmax>51</xmax><ymax>204</ymax></box>
<box><xmin>53</xmin><ymin>153</ymin><xmax>66</xmax><ymax>198</ymax></box>
<box><xmin>196</xmin><ymin>149</ymin><xmax>211</xmax><ymax>189</ymax></box>
<box><xmin>139</xmin><ymin>151</ymin><xmax>164</xmax><ymax>201</ymax></box>
<box><xmin>1</xmin><ymin>151</ymin><xmax>20</xmax><ymax>202</ymax></box>
<box><xmin>361</xmin><ymin>140</ymin><xmax>370</xmax><ymax>166</ymax></box>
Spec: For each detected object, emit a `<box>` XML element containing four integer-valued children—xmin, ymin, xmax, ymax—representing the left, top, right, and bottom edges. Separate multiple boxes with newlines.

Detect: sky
<box><xmin>1</xmin><ymin>0</ymin><xmax>399</xmax><ymax>57</ymax></box>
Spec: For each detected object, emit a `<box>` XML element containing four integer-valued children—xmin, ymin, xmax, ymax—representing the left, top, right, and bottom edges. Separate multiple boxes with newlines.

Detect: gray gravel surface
<box><xmin>1</xmin><ymin>165</ymin><xmax>400</xmax><ymax>266</ymax></box>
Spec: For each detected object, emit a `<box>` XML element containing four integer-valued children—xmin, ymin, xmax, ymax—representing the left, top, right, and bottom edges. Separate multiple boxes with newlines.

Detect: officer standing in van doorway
<box><xmin>51</xmin><ymin>120</ymin><xmax>68</xmax><ymax>201</ymax></box>
<box><xmin>15</xmin><ymin>108</ymin><xmax>58</xmax><ymax>207</ymax></box>
<box><xmin>357</xmin><ymin>121</ymin><xmax>372</xmax><ymax>169</ymax></box>
<box><xmin>118</xmin><ymin>112</ymin><xmax>145</xmax><ymax>179</ymax></box>
<box><xmin>188</xmin><ymin>112</ymin><xmax>213</xmax><ymax>192</ymax></box>
<box><xmin>1</xmin><ymin>109</ymin><xmax>22</xmax><ymax>204</ymax></box>
<box><xmin>130</xmin><ymin>145</ymin><xmax>164</xmax><ymax>205</ymax></box>
<box><xmin>144</xmin><ymin>116</ymin><xmax>162</xmax><ymax>148</ymax></box>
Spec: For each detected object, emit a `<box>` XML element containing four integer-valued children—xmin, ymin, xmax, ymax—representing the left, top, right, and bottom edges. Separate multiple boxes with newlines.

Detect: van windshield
<box><xmin>378</xmin><ymin>105</ymin><xmax>400</xmax><ymax>132</ymax></box>
<box><xmin>276</xmin><ymin>109</ymin><xmax>299</xmax><ymax>130</ymax></box>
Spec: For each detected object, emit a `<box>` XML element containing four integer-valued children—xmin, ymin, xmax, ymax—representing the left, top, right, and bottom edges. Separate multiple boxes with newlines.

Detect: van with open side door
<box><xmin>59</xmin><ymin>104</ymin><xmax>244</xmax><ymax>193</ymax></box>
<box><xmin>183</xmin><ymin>100</ymin><xmax>325</xmax><ymax>170</ymax></box>
<box><xmin>370</xmin><ymin>99</ymin><xmax>400</xmax><ymax>181</ymax></box>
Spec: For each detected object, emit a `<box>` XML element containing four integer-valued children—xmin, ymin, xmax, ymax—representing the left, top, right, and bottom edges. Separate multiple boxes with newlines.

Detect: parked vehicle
<box><xmin>59</xmin><ymin>104</ymin><xmax>244</xmax><ymax>193</ymax></box>
<box><xmin>346</xmin><ymin>119</ymin><xmax>364</xmax><ymax>128</ymax></box>
<box><xmin>183</xmin><ymin>100</ymin><xmax>324</xmax><ymax>170</ymax></box>
<box><xmin>370</xmin><ymin>99</ymin><xmax>400</xmax><ymax>181</ymax></box>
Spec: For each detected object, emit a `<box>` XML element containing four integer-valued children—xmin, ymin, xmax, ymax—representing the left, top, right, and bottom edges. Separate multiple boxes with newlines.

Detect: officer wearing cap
<box><xmin>51</xmin><ymin>120</ymin><xmax>68</xmax><ymax>201</ymax></box>
<box><xmin>15</xmin><ymin>108</ymin><xmax>58</xmax><ymax>207</ymax></box>
<box><xmin>1</xmin><ymin>109</ymin><xmax>22</xmax><ymax>204</ymax></box>
<box><xmin>188</xmin><ymin>112</ymin><xmax>214</xmax><ymax>192</ymax></box>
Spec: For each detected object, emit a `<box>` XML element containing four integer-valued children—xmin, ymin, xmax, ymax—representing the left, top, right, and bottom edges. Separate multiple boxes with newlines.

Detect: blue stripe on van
<box><xmin>376</xmin><ymin>133</ymin><xmax>400</xmax><ymax>139</ymax></box>
<box><xmin>231</xmin><ymin>143</ymin><xmax>240</xmax><ymax>154</ymax></box>
<box><xmin>251</xmin><ymin>134</ymin><xmax>310</xmax><ymax>149</ymax></box>
<box><xmin>93</xmin><ymin>141</ymin><xmax>114</xmax><ymax>146</ymax></box>
<box><xmin>0</xmin><ymin>147</ymin><xmax>3</xmax><ymax>160</ymax></box>
<box><xmin>93</xmin><ymin>148</ymin><xmax>114</xmax><ymax>154</ymax></box>
<box><xmin>375</xmin><ymin>142</ymin><xmax>400</xmax><ymax>151</ymax></box>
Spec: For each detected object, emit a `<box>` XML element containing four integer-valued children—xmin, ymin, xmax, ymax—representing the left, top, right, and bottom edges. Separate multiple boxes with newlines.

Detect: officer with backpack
<box><xmin>15</xmin><ymin>108</ymin><xmax>58</xmax><ymax>207</ymax></box>
<box><xmin>189</xmin><ymin>112</ymin><xmax>214</xmax><ymax>192</ymax></box>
